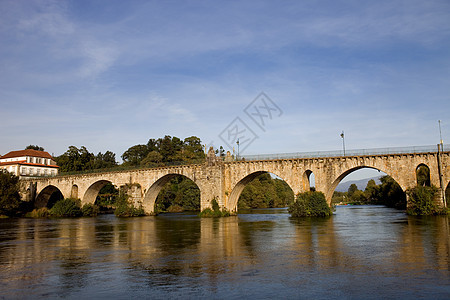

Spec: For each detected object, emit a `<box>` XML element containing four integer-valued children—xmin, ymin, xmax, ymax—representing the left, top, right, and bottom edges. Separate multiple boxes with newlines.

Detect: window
<box><xmin>21</xmin><ymin>167</ymin><xmax>26</xmax><ymax>175</ymax></box>
<box><xmin>36</xmin><ymin>168</ymin><xmax>40</xmax><ymax>175</ymax></box>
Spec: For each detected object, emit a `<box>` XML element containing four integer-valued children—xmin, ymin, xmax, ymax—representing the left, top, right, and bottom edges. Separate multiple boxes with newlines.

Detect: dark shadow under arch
<box><xmin>35</xmin><ymin>185</ymin><xmax>64</xmax><ymax>208</ymax></box>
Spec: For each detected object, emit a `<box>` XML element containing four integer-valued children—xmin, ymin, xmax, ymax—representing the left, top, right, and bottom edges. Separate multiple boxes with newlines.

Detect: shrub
<box><xmin>114</xmin><ymin>193</ymin><xmax>145</xmax><ymax>217</ymax></box>
<box><xmin>25</xmin><ymin>207</ymin><xmax>50</xmax><ymax>218</ymax></box>
<box><xmin>81</xmin><ymin>203</ymin><xmax>99</xmax><ymax>217</ymax></box>
<box><xmin>50</xmin><ymin>198</ymin><xmax>82</xmax><ymax>217</ymax></box>
<box><xmin>199</xmin><ymin>198</ymin><xmax>230</xmax><ymax>218</ymax></box>
<box><xmin>406</xmin><ymin>185</ymin><xmax>447</xmax><ymax>216</ymax></box>
<box><xmin>288</xmin><ymin>191</ymin><xmax>333</xmax><ymax>217</ymax></box>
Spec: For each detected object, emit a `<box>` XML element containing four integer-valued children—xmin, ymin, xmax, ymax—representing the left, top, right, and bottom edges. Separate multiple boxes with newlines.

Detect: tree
<box><xmin>378</xmin><ymin>175</ymin><xmax>406</xmax><ymax>209</ymax></box>
<box><xmin>288</xmin><ymin>191</ymin><xmax>332</xmax><ymax>217</ymax></box>
<box><xmin>416</xmin><ymin>165</ymin><xmax>430</xmax><ymax>186</ymax></box>
<box><xmin>25</xmin><ymin>145</ymin><xmax>44</xmax><ymax>151</ymax></box>
<box><xmin>121</xmin><ymin>144</ymin><xmax>149</xmax><ymax>166</ymax></box>
<box><xmin>364</xmin><ymin>179</ymin><xmax>379</xmax><ymax>203</ymax></box>
<box><xmin>0</xmin><ymin>172</ymin><xmax>21</xmax><ymax>216</ymax></box>
<box><xmin>347</xmin><ymin>184</ymin><xmax>358</xmax><ymax>198</ymax></box>
<box><xmin>141</xmin><ymin>151</ymin><xmax>163</xmax><ymax>168</ymax></box>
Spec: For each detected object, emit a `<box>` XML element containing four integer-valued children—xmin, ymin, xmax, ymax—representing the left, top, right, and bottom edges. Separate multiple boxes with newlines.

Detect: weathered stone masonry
<box><xmin>20</xmin><ymin>151</ymin><xmax>449</xmax><ymax>214</ymax></box>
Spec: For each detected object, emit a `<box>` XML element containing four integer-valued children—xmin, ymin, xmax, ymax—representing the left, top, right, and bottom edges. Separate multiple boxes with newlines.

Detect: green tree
<box><xmin>141</xmin><ymin>151</ymin><xmax>164</xmax><ymax>168</ymax></box>
<box><xmin>121</xmin><ymin>144</ymin><xmax>149</xmax><ymax>166</ymax></box>
<box><xmin>347</xmin><ymin>183</ymin><xmax>358</xmax><ymax>198</ymax></box>
<box><xmin>288</xmin><ymin>191</ymin><xmax>332</xmax><ymax>217</ymax></box>
<box><xmin>25</xmin><ymin>145</ymin><xmax>44</xmax><ymax>151</ymax></box>
<box><xmin>364</xmin><ymin>179</ymin><xmax>379</xmax><ymax>203</ymax></box>
<box><xmin>416</xmin><ymin>165</ymin><xmax>430</xmax><ymax>186</ymax></box>
<box><xmin>0</xmin><ymin>172</ymin><xmax>21</xmax><ymax>216</ymax></box>
<box><xmin>406</xmin><ymin>185</ymin><xmax>444</xmax><ymax>215</ymax></box>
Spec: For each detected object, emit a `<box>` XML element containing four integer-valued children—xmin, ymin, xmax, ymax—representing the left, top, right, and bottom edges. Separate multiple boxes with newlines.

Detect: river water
<box><xmin>0</xmin><ymin>206</ymin><xmax>449</xmax><ymax>299</ymax></box>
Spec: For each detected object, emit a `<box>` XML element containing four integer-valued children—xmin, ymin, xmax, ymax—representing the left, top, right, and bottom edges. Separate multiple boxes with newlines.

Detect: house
<box><xmin>0</xmin><ymin>149</ymin><xmax>59</xmax><ymax>177</ymax></box>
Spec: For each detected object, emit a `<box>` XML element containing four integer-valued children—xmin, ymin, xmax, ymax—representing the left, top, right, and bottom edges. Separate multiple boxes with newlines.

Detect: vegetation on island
<box><xmin>199</xmin><ymin>198</ymin><xmax>231</xmax><ymax>218</ymax></box>
<box><xmin>288</xmin><ymin>191</ymin><xmax>333</xmax><ymax>217</ymax></box>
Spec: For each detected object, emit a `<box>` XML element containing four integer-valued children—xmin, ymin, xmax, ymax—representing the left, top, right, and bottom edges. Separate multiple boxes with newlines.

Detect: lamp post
<box><xmin>340</xmin><ymin>131</ymin><xmax>345</xmax><ymax>156</ymax></box>
<box><xmin>439</xmin><ymin>120</ymin><xmax>444</xmax><ymax>151</ymax></box>
<box><xmin>236</xmin><ymin>139</ymin><xmax>240</xmax><ymax>160</ymax></box>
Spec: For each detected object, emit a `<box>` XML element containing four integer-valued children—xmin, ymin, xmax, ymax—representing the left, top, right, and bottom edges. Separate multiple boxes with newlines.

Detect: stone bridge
<box><xmin>20</xmin><ymin>147</ymin><xmax>450</xmax><ymax>213</ymax></box>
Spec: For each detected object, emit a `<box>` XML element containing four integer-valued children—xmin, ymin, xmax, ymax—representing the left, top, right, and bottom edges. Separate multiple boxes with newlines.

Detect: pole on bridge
<box><xmin>340</xmin><ymin>131</ymin><xmax>346</xmax><ymax>156</ymax></box>
<box><xmin>437</xmin><ymin>143</ymin><xmax>447</xmax><ymax>208</ymax></box>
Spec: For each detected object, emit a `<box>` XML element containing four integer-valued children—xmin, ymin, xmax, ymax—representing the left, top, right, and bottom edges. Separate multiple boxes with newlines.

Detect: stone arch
<box><xmin>227</xmin><ymin>171</ymin><xmax>295</xmax><ymax>213</ymax></box>
<box><xmin>82</xmin><ymin>180</ymin><xmax>114</xmax><ymax>205</ymax></box>
<box><xmin>416</xmin><ymin>163</ymin><xmax>431</xmax><ymax>187</ymax></box>
<box><xmin>71</xmin><ymin>184</ymin><xmax>78</xmax><ymax>198</ymax></box>
<box><xmin>35</xmin><ymin>185</ymin><xmax>64</xmax><ymax>208</ymax></box>
<box><xmin>303</xmin><ymin>170</ymin><xmax>315</xmax><ymax>191</ymax></box>
<box><xmin>445</xmin><ymin>181</ymin><xmax>450</xmax><ymax>206</ymax></box>
<box><xmin>325</xmin><ymin>166</ymin><xmax>405</xmax><ymax>205</ymax></box>
<box><xmin>142</xmin><ymin>173</ymin><xmax>199</xmax><ymax>215</ymax></box>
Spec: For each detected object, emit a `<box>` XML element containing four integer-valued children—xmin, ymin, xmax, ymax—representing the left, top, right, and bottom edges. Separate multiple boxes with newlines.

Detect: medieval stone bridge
<box><xmin>20</xmin><ymin>146</ymin><xmax>450</xmax><ymax>213</ymax></box>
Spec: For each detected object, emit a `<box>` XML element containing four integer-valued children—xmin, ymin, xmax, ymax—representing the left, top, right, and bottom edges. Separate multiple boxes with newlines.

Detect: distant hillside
<box><xmin>335</xmin><ymin>176</ymin><xmax>382</xmax><ymax>192</ymax></box>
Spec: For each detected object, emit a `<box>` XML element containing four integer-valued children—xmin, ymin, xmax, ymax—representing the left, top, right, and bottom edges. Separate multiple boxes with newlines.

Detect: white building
<box><xmin>0</xmin><ymin>149</ymin><xmax>59</xmax><ymax>177</ymax></box>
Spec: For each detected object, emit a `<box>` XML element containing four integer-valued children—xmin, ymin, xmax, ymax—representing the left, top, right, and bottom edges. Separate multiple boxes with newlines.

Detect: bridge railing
<box><xmin>240</xmin><ymin>144</ymin><xmax>449</xmax><ymax>161</ymax></box>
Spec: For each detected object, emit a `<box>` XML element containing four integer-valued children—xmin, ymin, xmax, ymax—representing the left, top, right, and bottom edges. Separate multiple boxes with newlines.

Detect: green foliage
<box><xmin>121</xmin><ymin>135</ymin><xmax>205</xmax><ymax>168</ymax></box>
<box><xmin>25</xmin><ymin>145</ymin><xmax>44</xmax><ymax>151</ymax></box>
<box><xmin>347</xmin><ymin>184</ymin><xmax>358</xmax><ymax>198</ymax></box>
<box><xmin>81</xmin><ymin>203</ymin><xmax>99</xmax><ymax>217</ymax></box>
<box><xmin>25</xmin><ymin>207</ymin><xmax>50</xmax><ymax>218</ymax></box>
<box><xmin>199</xmin><ymin>198</ymin><xmax>230</xmax><ymax>218</ymax></box>
<box><xmin>56</xmin><ymin>146</ymin><xmax>117</xmax><ymax>172</ymax></box>
<box><xmin>114</xmin><ymin>193</ymin><xmax>145</xmax><ymax>217</ymax></box>
<box><xmin>416</xmin><ymin>165</ymin><xmax>430</xmax><ymax>186</ymax></box>
<box><xmin>50</xmin><ymin>198</ymin><xmax>82</xmax><ymax>217</ymax></box>
<box><xmin>0</xmin><ymin>172</ymin><xmax>21</xmax><ymax>216</ymax></box>
<box><xmin>289</xmin><ymin>191</ymin><xmax>333</xmax><ymax>217</ymax></box>
<box><xmin>155</xmin><ymin>176</ymin><xmax>200</xmax><ymax>213</ymax></box>
<box><xmin>406</xmin><ymin>185</ymin><xmax>446</xmax><ymax>215</ymax></box>
<box><xmin>238</xmin><ymin>173</ymin><xmax>294</xmax><ymax>209</ymax></box>
<box><xmin>96</xmin><ymin>183</ymin><xmax>119</xmax><ymax>207</ymax></box>
<box><xmin>377</xmin><ymin>176</ymin><xmax>406</xmax><ymax>209</ymax></box>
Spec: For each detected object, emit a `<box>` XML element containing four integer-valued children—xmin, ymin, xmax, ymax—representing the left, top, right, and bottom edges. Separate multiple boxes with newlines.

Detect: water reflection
<box><xmin>0</xmin><ymin>206</ymin><xmax>448</xmax><ymax>298</ymax></box>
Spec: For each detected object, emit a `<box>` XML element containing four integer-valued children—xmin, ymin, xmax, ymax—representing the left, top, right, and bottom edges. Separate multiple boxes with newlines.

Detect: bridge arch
<box><xmin>227</xmin><ymin>171</ymin><xmax>294</xmax><ymax>213</ymax></box>
<box><xmin>303</xmin><ymin>170</ymin><xmax>315</xmax><ymax>191</ymax></box>
<box><xmin>142</xmin><ymin>173</ymin><xmax>199</xmax><ymax>214</ymax></box>
<box><xmin>326</xmin><ymin>166</ymin><xmax>405</xmax><ymax>205</ymax></box>
<box><xmin>416</xmin><ymin>164</ymin><xmax>431</xmax><ymax>186</ymax></box>
<box><xmin>35</xmin><ymin>185</ymin><xmax>64</xmax><ymax>208</ymax></box>
<box><xmin>82</xmin><ymin>180</ymin><xmax>115</xmax><ymax>205</ymax></box>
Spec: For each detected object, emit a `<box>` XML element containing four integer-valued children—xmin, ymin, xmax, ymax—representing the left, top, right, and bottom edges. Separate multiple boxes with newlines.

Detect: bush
<box><xmin>199</xmin><ymin>198</ymin><xmax>230</xmax><ymax>218</ymax></box>
<box><xmin>0</xmin><ymin>172</ymin><xmax>21</xmax><ymax>216</ymax></box>
<box><xmin>114</xmin><ymin>193</ymin><xmax>145</xmax><ymax>217</ymax></box>
<box><xmin>406</xmin><ymin>185</ymin><xmax>447</xmax><ymax>216</ymax></box>
<box><xmin>25</xmin><ymin>207</ymin><xmax>51</xmax><ymax>218</ymax></box>
<box><xmin>50</xmin><ymin>198</ymin><xmax>82</xmax><ymax>217</ymax></box>
<box><xmin>288</xmin><ymin>191</ymin><xmax>333</xmax><ymax>217</ymax></box>
<box><xmin>81</xmin><ymin>203</ymin><xmax>99</xmax><ymax>217</ymax></box>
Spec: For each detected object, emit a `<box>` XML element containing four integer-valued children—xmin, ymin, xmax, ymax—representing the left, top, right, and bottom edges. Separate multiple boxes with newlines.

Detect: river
<box><xmin>0</xmin><ymin>206</ymin><xmax>449</xmax><ymax>299</ymax></box>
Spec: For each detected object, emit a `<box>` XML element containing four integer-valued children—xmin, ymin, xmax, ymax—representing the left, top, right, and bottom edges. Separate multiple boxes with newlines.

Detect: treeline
<box><xmin>54</xmin><ymin>135</ymin><xmax>205</xmax><ymax>172</ymax></box>
<box><xmin>238</xmin><ymin>173</ymin><xmax>294</xmax><ymax>209</ymax></box>
<box><xmin>332</xmin><ymin>176</ymin><xmax>407</xmax><ymax>209</ymax></box>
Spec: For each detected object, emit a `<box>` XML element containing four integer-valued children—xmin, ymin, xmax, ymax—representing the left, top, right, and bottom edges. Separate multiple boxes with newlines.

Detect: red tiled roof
<box><xmin>0</xmin><ymin>149</ymin><xmax>54</xmax><ymax>160</ymax></box>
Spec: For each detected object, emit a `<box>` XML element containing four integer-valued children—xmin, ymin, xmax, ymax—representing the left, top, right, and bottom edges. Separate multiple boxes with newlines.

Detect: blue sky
<box><xmin>1</xmin><ymin>0</ymin><xmax>449</xmax><ymax>167</ymax></box>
